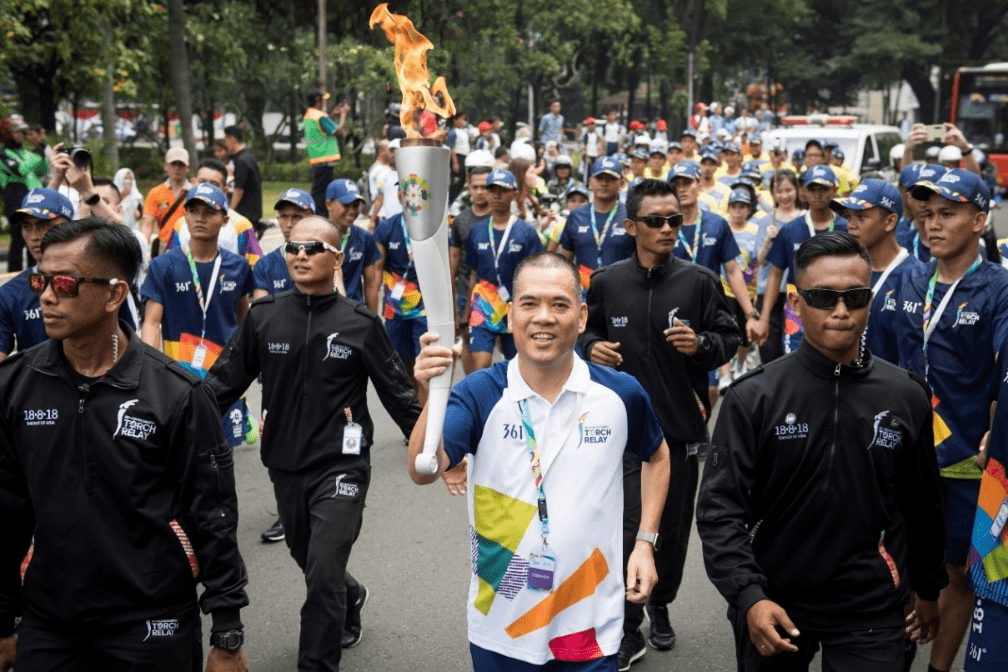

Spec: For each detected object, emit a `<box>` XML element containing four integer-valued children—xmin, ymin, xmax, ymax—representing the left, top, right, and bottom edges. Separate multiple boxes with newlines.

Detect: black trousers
<box><xmin>15</xmin><ymin>606</ymin><xmax>201</xmax><ymax>672</ymax></box>
<box><xmin>311</xmin><ymin>164</ymin><xmax>334</xmax><ymax>216</ymax></box>
<box><xmin>730</xmin><ymin>607</ymin><xmax>905</xmax><ymax>672</ymax></box>
<box><xmin>272</xmin><ymin>459</ymin><xmax>370</xmax><ymax>672</ymax></box>
<box><xmin>622</xmin><ymin>445</ymin><xmax>699</xmax><ymax>633</ymax></box>
<box><xmin>757</xmin><ymin>293</ymin><xmax>785</xmax><ymax>365</ymax></box>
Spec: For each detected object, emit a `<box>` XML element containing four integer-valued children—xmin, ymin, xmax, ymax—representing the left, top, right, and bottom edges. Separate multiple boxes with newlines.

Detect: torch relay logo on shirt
<box><xmin>113</xmin><ymin>399</ymin><xmax>157</xmax><ymax>440</ymax></box>
<box><xmin>323</xmin><ymin>333</ymin><xmax>353</xmax><ymax>361</ymax></box>
<box><xmin>576</xmin><ymin>412</ymin><xmax>612</xmax><ymax>448</ymax></box>
<box><xmin>955</xmin><ymin>302</ymin><xmax>980</xmax><ymax>327</ymax></box>
<box><xmin>143</xmin><ymin>618</ymin><xmax>179</xmax><ymax>641</ymax></box>
<box><xmin>868</xmin><ymin>410</ymin><xmax>903</xmax><ymax>450</ymax></box>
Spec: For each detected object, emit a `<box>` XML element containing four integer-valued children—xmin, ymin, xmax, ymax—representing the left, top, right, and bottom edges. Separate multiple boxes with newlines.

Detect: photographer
<box><xmin>48</xmin><ymin>143</ymin><xmax>124</xmax><ymax>226</ymax></box>
<box><xmin>901</xmin><ymin>123</ymin><xmax>981</xmax><ymax>176</ymax></box>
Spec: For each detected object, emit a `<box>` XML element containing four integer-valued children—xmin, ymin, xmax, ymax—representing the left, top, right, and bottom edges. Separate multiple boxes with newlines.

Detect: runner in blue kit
<box><xmin>755</xmin><ymin>165</ymin><xmax>848</xmax><ymax>355</ymax></box>
<box><xmin>830</xmin><ymin>178</ymin><xmax>923</xmax><ymax>365</ymax></box>
<box><xmin>896</xmin><ymin>164</ymin><xmax>946</xmax><ymax>265</ymax></box>
<box><xmin>140</xmin><ymin>183</ymin><xmax>255</xmax><ymax>447</ymax></box>
<box><xmin>893</xmin><ymin>168</ymin><xmax>1008</xmax><ymax>672</ymax></box>
<box><xmin>0</xmin><ymin>189</ymin><xmax>74</xmax><ymax>360</ymax></box>
<box><xmin>325</xmin><ymin>179</ymin><xmax>381</xmax><ymax>313</ymax></box>
<box><xmin>462</xmin><ymin>169</ymin><xmax>544</xmax><ymax>371</ymax></box>
<box><xmin>558</xmin><ymin>156</ymin><xmax>634</xmax><ymax>297</ymax></box>
<box><xmin>375</xmin><ymin>202</ymin><xmax>443</xmax><ymax>400</ymax></box>
<box><xmin>252</xmin><ymin>188</ymin><xmax>315</xmax><ymax>300</ymax></box>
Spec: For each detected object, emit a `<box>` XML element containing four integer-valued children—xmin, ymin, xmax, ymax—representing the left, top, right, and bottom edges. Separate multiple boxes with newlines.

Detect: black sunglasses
<box><xmin>636</xmin><ymin>213</ymin><xmax>683</xmax><ymax>229</ymax></box>
<box><xmin>28</xmin><ymin>273</ymin><xmax>119</xmax><ymax>298</ymax></box>
<box><xmin>797</xmin><ymin>287</ymin><xmax>873</xmax><ymax>310</ymax></box>
<box><xmin>284</xmin><ymin>240</ymin><xmax>341</xmax><ymax>256</ymax></box>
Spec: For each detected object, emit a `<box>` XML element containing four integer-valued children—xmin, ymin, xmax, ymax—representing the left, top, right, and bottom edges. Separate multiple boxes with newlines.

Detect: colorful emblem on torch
<box><xmin>402</xmin><ymin>174</ymin><xmax>431</xmax><ymax>216</ymax></box>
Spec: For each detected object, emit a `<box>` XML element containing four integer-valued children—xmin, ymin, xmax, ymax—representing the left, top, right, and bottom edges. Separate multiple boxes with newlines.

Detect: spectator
<box><xmin>303</xmin><ymin>90</ymin><xmax>350</xmax><ymax>216</ymax></box>
<box><xmin>142</xmin><ymin>147</ymin><xmax>192</xmax><ymax>255</ymax></box>
<box><xmin>223</xmin><ymin>125</ymin><xmax>262</xmax><ymax>228</ymax></box>
<box><xmin>538</xmin><ymin>100</ymin><xmax>565</xmax><ymax>144</ymax></box>
<box><xmin>114</xmin><ymin>167</ymin><xmax>144</xmax><ymax>232</ymax></box>
<box><xmin>1</xmin><ymin>117</ymin><xmax>47</xmax><ymax>270</ymax></box>
<box><xmin>367</xmin><ymin>139</ymin><xmax>402</xmax><ymax>230</ymax></box>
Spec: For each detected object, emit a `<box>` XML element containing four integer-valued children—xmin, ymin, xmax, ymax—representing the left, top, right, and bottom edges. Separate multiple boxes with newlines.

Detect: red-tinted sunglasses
<box><xmin>28</xmin><ymin>273</ymin><xmax>119</xmax><ymax>298</ymax></box>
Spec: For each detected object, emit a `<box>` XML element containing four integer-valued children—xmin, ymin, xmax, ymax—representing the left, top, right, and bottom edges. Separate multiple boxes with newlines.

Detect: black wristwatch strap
<box><xmin>84</xmin><ymin>192</ymin><xmax>101</xmax><ymax>206</ymax></box>
<box><xmin>211</xmin><ymin>629</ymin><xmax>244</xmax><ymax>651</ymax></box>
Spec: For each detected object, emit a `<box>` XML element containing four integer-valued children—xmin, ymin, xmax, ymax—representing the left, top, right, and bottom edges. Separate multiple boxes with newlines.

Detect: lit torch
<box><xmin>370</xmin><ymin>3</ymin><xmax>456</xmax><ymax>475</ymax></box>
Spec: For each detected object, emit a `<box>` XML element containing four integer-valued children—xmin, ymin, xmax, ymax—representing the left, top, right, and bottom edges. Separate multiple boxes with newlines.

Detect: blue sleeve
<box><xmin>141</xmin><ymin>256</ymin><xmax>168</xmax><ymax>304</ymax></box>
<box><xmin>252</xmin><ymin>257</ymin><xmax>270</xmax><ymax>291</ymax></box>
<box><xmin>559</xmin><ymin>208</ymin><xmax>578</xmax><ymax>252</ymax></box>
<box><xmin>441</xmin><ymin>369</ymin><xmax>504</xmax><ymax>468</ymax></box>
<box><xmin>373</xmin><ymin>218</ymin><xmax>391</xmax><ymax>247</ymax></box>
<box><xmin>719</xmin><ymin>221</ymin><xmax>740</xmax><ymax>264</ymax></box>
<box><xmin>538</xmin><ymin>115</ymin><xmax>547</xmax><ymax>133</ymax></box>
<box><xmin>447</xmin><ymin>128</ymin><xmax>457</xmax><ymax>149</ymax></box>
<box><xmin>239</xmin><ymin>260</ymin><xmax>255</xmax><ymax>296</ymax></box>
<box><xmin>993</xmin><ymin>271</ymin><xmax>1008</xmax><ymax>352</ymax></box>
<box><xmin>0</xmin><ymin>286</ymin><xmax>15</xmax><ymax>353</ymax></box>
<box><xmin>767</xmin><ymin>227</ymin><xmax>788</xmax><ymax>271</ymax></box>
<box><xmin>362</xmin><ymin>232</ymin><xmax>382</xmax><ymax>267</ymax></box>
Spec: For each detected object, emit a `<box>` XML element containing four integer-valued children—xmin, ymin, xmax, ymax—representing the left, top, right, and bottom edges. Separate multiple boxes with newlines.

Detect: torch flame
<box><xmin>369</xmin><ymin>3</ymin><xmax>456</xmax><ymax>139</ymax></box>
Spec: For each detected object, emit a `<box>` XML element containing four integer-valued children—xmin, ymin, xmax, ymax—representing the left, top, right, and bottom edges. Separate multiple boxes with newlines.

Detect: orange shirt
<box><xmin>144</xmin><ymin>180</ymin><xmax>191</xmax><ymax>244</ymax></box>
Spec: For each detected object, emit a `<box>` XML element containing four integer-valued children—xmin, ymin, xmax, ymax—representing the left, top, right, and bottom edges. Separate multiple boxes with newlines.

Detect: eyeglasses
<box><xmin>636</xmin><ymin>213</ymin><xmax>683</xmax><ymax>229</ymax></box>
<box><xmin>284</xmin><ymin>240</ymin><xmax>341</xmax><ymax>256</ymax></box>
<box><xmin>28</xmin><ymin>273</ymin><xmax>119</xmax><ymax>298</ymax></box>
<box><xmin>797</xmin><ymin>287</ymin><xmax>873</xmax><ymax>310</ymax></box>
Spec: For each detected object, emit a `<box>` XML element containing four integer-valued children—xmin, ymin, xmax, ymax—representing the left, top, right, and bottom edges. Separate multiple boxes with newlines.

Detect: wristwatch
<box><xmin>210</xmin><ymin>629</ymin><xmax>244</xmax><ymax>651</ymax></box>
<box><xmin>746</xmin><ymin>307</ymin><xmax>761</xmax><ymax>320</ymax></box>
<box><xmin>84</xmin><ymin>192</ymin><xmax>101</xmax><ymax>206</ymax></box>
<box><xmin>636</xmin><ymin>530</ymin><xmax>660</xmax><ymax>551</ymax></box>
<box><xmin>695</xmin><ymin>333</ymin><xmax>711</xmax><ymax>357</ymax></box>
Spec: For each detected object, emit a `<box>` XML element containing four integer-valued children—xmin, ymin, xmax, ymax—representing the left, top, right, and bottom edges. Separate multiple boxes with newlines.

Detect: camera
<box><xmin>60</xmin><ymin>145</ymin><xmax>92</xmax><ymax>168</ymax></box>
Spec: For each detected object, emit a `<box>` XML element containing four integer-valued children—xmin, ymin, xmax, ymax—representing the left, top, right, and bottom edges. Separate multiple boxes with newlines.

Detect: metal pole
<box><xmin>528</xmin><ymin>84</ymin><xmax>534</xmax><ymax>128</ymax></box>
<box><xmin>318</xmin><ymin>0</ymin><xmax>327</xmax><ymax>94</ymax></box>
<box><xmin>687</xmin><ymin>51</ymin><xmax>694</xmax><ymax>125</ymax></box>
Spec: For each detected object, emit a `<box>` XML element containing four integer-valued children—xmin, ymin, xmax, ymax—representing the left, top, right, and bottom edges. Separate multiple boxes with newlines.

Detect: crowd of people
<box><xmin>0</xmin><ymin>90</ymin><xmax>1006</xmax><ymax>672</ymax></box>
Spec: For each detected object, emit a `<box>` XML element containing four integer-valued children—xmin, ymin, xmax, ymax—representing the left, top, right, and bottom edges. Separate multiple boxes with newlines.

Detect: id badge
<box><xmin>390</xmin><ymin>282</ymin><xmax>406</xmax><ymax>301</ymax></box>
<box><xmin>498</xmin><ymin>285</ymin><xmax>510</xmax><ymax>302</ymax></box>
<box><xmin>527</xmin><ymin>545</ymin><xmax>556</xmax><ymax>592</ymax></box>
<box><xmin>992</xmin><ymin>498</ymin><xmax>1008</xmax><ymax>538</ymax></box>
<box><xmin>191</xmin><ymin>343</ymin><xmax>208</xmax><ymax>370</ymax></box>
<box><xmin>343</xmin><ymin>422</ymin><xmax>362</xmax><ymax>455</ymax></box>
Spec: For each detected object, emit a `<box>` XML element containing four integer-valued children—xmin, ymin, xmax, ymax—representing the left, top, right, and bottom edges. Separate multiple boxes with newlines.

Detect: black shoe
<box><xmin>341</xmin><ymin>584</ymin><xmax>370</xmax><ymax>649</ymax></box>
<box><xmin>260</xmin><ymin>518</ymin><xmax>284</xmax><ymax>543</ymax></box>
<box><xmin>617</xmin><ymin>630</ymin><xmax>646</xmax><ymax>671</ymax></box>
<box><xmin>644</xmin><ymin>603</ymin><xmax>676</xmax><ymax>650</ymax></box>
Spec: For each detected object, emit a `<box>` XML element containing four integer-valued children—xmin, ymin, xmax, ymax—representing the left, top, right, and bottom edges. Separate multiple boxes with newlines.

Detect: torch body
<box><xmin>395</xmin><ymin>142</ymin><xmax>454</xmax><ymax>475</ymax></box>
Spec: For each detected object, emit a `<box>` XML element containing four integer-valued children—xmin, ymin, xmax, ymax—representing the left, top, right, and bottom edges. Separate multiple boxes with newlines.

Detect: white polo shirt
<box><xmin>443</xmin><ymin>355</ymin><xmax>663</xmax><ymax>664</ymax></box>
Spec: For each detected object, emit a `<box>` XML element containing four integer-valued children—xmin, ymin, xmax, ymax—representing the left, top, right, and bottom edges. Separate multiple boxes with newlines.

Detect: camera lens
<box><xmin>70</xmin><ymin>146</ymin><xmax>92</xmax><ymax>168</ymax></box>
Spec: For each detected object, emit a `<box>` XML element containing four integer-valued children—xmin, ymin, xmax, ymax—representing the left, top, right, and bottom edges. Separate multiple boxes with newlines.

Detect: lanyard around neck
<box><xmin>590</xmin><ymin>203</ymin><xmax>619</xmax><ymax>267</ymax></box>
<box><xmin>183</xmin><ymin>247</ymin><xmax>222</xmax><ymax>342</ymax></box>
<box><xmin>805</xmin><ymin>211</ymin><xmax>835</xmax><ymax>238</ymax></box>
<box><xmin>871</xmin><ymin>248</ymin><xmax>910</xmax><ymax>298</ymax></box>
<box><xmin>678</xmin><ymin>212</ymin><xmax>703</xmax><ymax>260</ymax></box>
<box><xmin>923</xmin><ymin>254</ymin><xmax>983</xmax><ymax>350</ymax></box>
<box><xmin>517</xmin><ymin>400</ymin><xmax>549</xmax><ymax>544</ymax></box>
<box><xmin>487</xmin><ymin>215</ymin><xmax>517</xmax><ymax>283</ymax></box>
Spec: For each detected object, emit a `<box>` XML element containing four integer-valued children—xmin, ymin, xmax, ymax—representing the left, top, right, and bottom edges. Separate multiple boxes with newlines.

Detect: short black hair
<box><xmin>793</xmin><ymin>231</ymin><xmax>871</xmax><ymax>287</ymax></box>
<box><xmin>626</xmin><ymin>178</ymin><xmax>680</xmax><ymax>221</ymax></box>
<box><xmin>494</xmin><ymin>146</ymin><xmax>509</xmax><ymax>159</ymax></box>
<box><xmin>213</xmin><ymin>138</ymin><xmax>228</xmax><ymax>150</ymax></box>
<box><xmin>468</xmin><ymin>166</ymin><xmax>492</xmax><ymax>177</ymax></box>
<box><xmin>41</xmin><ymin>217</ymin><xmax>142</xmax><ymax>283</ymax></box>
<box><xmin>197</xmin><ymin>157</ymin><xmax>228</xmax><ymax>183</ymax></box>
<box><xmin>805</xmin><ymin>139</ymin><xmax>823</xmax><ymax>152</ymax></box>
<box><xmin>91</xmin><ymin>176</ymin><xmax>121</xmax><ymax>202</ymax></box>
<box><xmin>223</xmin><ymin>125</ymin><xmax>243</xmax><ymax>142</ymax></box>
<box><xmin>512</xmin><ymin>252</ymin><xmax>583</xmax><ymax>306</ymax></box>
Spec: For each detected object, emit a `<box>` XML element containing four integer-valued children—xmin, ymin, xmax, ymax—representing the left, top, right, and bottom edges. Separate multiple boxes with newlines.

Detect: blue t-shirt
<box><xmin>340</xmin><ymin>225</ymin><xmax>382</xmax><ymax>305</ymax></box>
<box><xmin>866</xmin><ymin>253</ymin><xmax>924</xmax><ymax>365</ymax></box>
<box><xmin>252</xmin><ymin>247</ymin><xmax>293</xmax><ymax>295</ymax></box>
<box><xmin>767</xmin><ymin>212</ymin><xmax>849</xmax><ymax>283</ymax></box>
<box><xmin>465</xmin><ymin>217</ymin><xmax>544</xmax><ymax>298</ymax></box>
<box><xmin>374</xmin><ymin>213</ymin><xmax>420</xmax><ymax>284</ymax></box>
<box><xmin>141</xmin><ymin>247</ymin><xmax>254</xmax><ymax>375</ymax></box>
<box><xmin>721</xmin><ymin>220</ymin><xmax>766</xmax><ymax>299</ymax></box>
<box><xmin>538</xmin><ymin>113</ymin><xmax>565</xmax><ymax>144</ymax></box>
<box><xmin>895</xmin><ymin>260</ymin><xmax>1008</xmax><ymax>472</ymax></box>
<box><xmin>559</xmin><ymin>202</ymin><xmax>633</xmax><ymax>271</ymax></box>
<box><xmin>0</xmin><ymin>269</ymin><xmax>46</xmax><ymax>355</ymax></box>
<box><xmin>672</xmin><ymin>210</ymin><xmax>741</xmax><ymax>275</ymax></box>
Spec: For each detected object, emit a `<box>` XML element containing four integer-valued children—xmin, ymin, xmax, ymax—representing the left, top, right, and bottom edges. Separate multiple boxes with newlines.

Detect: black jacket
<box><xmin>0</xmin><ymin>327</ymin><xmax>248</xmax><ymax>637</ymax></box>
<box><xmin>696</xmin><ymin>341</ymin><xmax>948</xmax><ymax>630</ymax></box>
<box><xmin>207</xmin><ymin>289</ymin><xmax>421</xmax><ymax>472</ymax></box>
<box><xmin>580</xmin><ymin>253</ymin><xmax>740</xmax><ymax>447</ymax></box>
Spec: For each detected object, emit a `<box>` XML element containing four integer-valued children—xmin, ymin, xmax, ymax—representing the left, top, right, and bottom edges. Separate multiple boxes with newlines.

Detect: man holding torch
<box><xmin>409</xmin><ymin>251</ymin><xmax>671</xmax><ymax>671</ymax></box>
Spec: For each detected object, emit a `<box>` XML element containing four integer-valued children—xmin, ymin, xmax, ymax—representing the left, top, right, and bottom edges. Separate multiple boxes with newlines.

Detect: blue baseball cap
<box><xmin>792</xmin><ymin>149</ymin><xmax>805</xmax><ymax>162</ymax></box>
<box><xmin>830</xmin><ymin>178</ymin><xmax>904</xmax><ymax>218</ymax></box>
<box><xmin>668</xmin><ymin>141</ymin><xmax>683</xmax><ymax>151</ymax></box>
<box><xmin>591</xmin><ymin>156</ymin><xmax>622</xmax><ymax>178</ymax></box>
<box><xmin>910</xmin><ymin>168</ymin><xmax>991</xmax><ymax>213</ymax></box>
<box><xmin>566</xmin><ymin>184</ymin><xmax>590</xmax><ymax>200</ymax></box>
<box><xmin>722</xmin><ymin>142</ymin><xmax>742</xmax><ymax>154</ymax></box>
<box><xmin>916</xmin><ymin>163</ymin><xmax>947</xmax><ymax>186</ymax></box>
<box><xmin>898</xmin><ymin>163</ymin><xmax>923</xmax><ymax>188</ymax></box>
<box><xmin>731</xmin><ymin>176</ymin><xmax>757</xmax><ymax>191</ymax></box>
<box><xmin>185</xmin><ymin>183</ymin><xmax>228</xmax><ymax>211</ymax></box>
<box><xmin>630</xmin><ymin>148</ymin><xmax>650</xmax><ymax>162</ymax></box>
<box><xmin>669</xmin><ymin>162</ymin><xmax>701</xmax><ymax>182</ymax></box>
<box><xmin>486</xmin><ymin>168</ymin><xmax>518</xmax><ymax>190</ymax></box>
<box><xmin>699</xmin><ymin>149</ymin><xmax>719</xmax><ymax>164</ymax></box>
<box><xmin>18</xmin><ymin>188</ymin><xmax>74</xmax><ymax>221</ymax></box>
<box><xmin>326</xmin><ymin>178</ymin><xmax>366</xmax><ymax>204</ymax></box>
<box><xmin>728</xmin><ymin>188</ymin><xmax>752</xmax><ymax>205</ymax></box>
<box><xmin>803</xmin><ymin>164</ymin><xmax>837</xmax><ymax>187</ymax></box>
<box><xmin>627</xmin><ymin>176</ymin><xmax>645</xmax><ymax>192</ymax></box>
<box><xmin>680</xmin><ymin>128</ymin><xmax>698</xmax><ymax>139</ymax></box>
<box><xmin>822</xmin><ymin>139</ymin><xmax>839</xmax><ymax>150</ymax></box>
<box><xmin>274</xmin><ymin>187</ymin><xmax>315</xmax><ymax>212</ymax></box>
